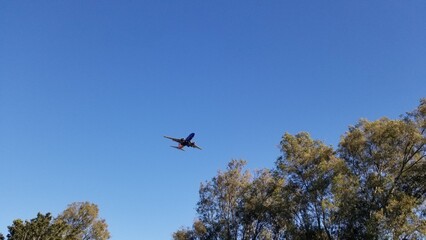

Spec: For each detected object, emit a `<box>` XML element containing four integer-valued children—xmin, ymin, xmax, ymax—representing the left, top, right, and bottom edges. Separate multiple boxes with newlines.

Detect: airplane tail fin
<box><xmin>171</xmin><ymin>146</ymin><xmax>185</xmax><ymax>151</ymax></box>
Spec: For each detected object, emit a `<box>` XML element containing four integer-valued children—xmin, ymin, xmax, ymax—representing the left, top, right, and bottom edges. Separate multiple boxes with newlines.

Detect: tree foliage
<box><xmin>276</xmin><ymin>132</ymin><xmax>344</xmax><ymax>239</ymax></box>
<box><xmin>336</xmin><ymin>99</ymin><xmax>426</xmax><ymax>239</ymax></box>
<box><xmin>56</xmin><ymin>202</ymin><xmax>110</xmax><ymax>240</ymax></box>
<box><xmin>174</xmin><ymin>99</ymin><xmax>426</xmax><ymax>239</ymax></box>
<box><xmin>196</xmin><ymin>159</ymin><xmax>251</xmax><ymax>239</ymax></box>
<box><xmin>4</xmin><ymin>202</ymin><xmax>110</xmax><ymax>240</ymax></box>
<box><xmin>7</xmin><ymin>213</ymin><xmax>67</xmax><ymax>240</ymax></box>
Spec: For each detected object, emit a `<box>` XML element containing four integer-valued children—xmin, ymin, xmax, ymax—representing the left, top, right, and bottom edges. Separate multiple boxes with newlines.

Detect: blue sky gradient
<box><xmin>1</xmin><ymin>1</ymin><xmax>425</xmax><ymax>239</ymax></box>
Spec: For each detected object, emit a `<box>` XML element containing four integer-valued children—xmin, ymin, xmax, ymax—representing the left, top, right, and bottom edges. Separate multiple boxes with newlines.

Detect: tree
<box><xmin>276</xmin><ymin>132</ymin><xmax>344</xmax><ymax>239</ymax></box>
<box><xmin>174</xmin><ymin>99</ymin><xmax>426</xmax><ymax>239</ymax></box>
<box><xmin>5</xmin><ymin>202</ymin><xmax>110</xmax><ymax>240</ymax></box>
<box><xmin>240</xmin><ymin>169</ymin><xmax>285</xmax><ymax>239</ymax></box>
<box><xmin>337</xmin><ymin>99</ymin><xmax>425</xmax><ymax>239</ymax></box>
<box><xmin>172</xmin><ymin>227</ymin><xmax>194</xmax><ymax>240</ymax></box>
<box><xmin>7</xmin><ymin>213</ymin><xmax>67</xmax><ymax>240</ymax></box>
<box><xmin>173</xmin><ymin>160</ymin><xmax>296</xmax><ymax>240</ymax></box>
<box><xmin>172</xmin><ymin>160</ymin><xmax>255</xmax><ymax>239</ymax></box>
<box><xmin>172</xmin><ymin>221</ymin><xmax>208</xmax><ymax>240</ymax></box>
<box><xmin>56</xmin><ymin>202</ymin><xmax>110</xmax><ymax>240</ymax></box>
<box><xmin>196</xmin><ymin>159</ymin><xmax>251</xmax><ymax>239</ymax></box>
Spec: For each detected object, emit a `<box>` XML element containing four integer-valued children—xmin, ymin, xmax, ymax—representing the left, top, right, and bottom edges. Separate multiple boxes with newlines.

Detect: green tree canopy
<box><xmin>336</xmin><ymin>99</ymin><xmax>425</xmax><ymax>239</ymax></box>
<box><xmin>7</xmin><ymin>213</ymin><xmax>67</xmax><ymax>240</ymax></box>
<box><xmin>5</xmin><ymin>202</ymin><xmax>110</xmax><ymax>240</ymax></box>
<box><xmin>56</xmin><ymin>202</ymin><xmax>110</xmax><ymax>240</ymax></box>
<box><xmin>173</xmin><ymin>98</ymin><xmax>426</xmax><ymax>240</ymax></box>
<box><xmin>276</xmin><ymin>132</ymin><xmax>344</xmax><ymax>239</ymax></box>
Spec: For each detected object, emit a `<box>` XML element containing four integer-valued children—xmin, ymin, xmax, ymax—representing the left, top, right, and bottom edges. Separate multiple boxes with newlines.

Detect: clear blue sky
<box><xmin>1</xmin><ymin>1</ymin><xmax>425</xmax><ymax>239</ymax></box>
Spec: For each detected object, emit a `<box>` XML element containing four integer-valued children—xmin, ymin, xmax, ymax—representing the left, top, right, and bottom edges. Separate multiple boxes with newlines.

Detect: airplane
<box><xmin>164</xmin><ymin>133</ymin><xmax>202</xmax><ymax>151</ymax></box>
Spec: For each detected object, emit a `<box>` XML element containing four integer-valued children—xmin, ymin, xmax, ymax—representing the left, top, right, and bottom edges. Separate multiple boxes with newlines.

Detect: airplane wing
<box><xmin>190</xmin><ymin>143</ymin><xmax>202</xmax><ymax>150</ymax></box>
<box><xmin>164</xmin><ymin>136</ymin><xmax>184</xmax><ymax>143</ymax></box>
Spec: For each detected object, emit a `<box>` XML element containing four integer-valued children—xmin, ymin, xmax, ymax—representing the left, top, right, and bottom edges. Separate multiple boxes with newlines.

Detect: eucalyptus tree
<box><xmin>7</xmin><ymin>213</ymin><xmax>67</xmax><ymax>240</ymax></box>
<box><xmin>196</xmin><ymin>160</ymin><xmax>251</xmax><ymax>239</ymax></box>
<box><xmin>173</xmin><ymin>99</ymin><xmax>426</xmax><ymax>240</ymax></box>
<box><xmin>337</xmin><ymin>99</ymin><xmax>425</xmax><ymax>239</ymax></box>
<box><xmin>239</xmin><ymin>168</ymin><xmax>290</xmax><ymax>239</ymax></box>
<box><xmin>5</xmin><ymin>202</ymin><xmax>110</xmax><ymax>240</ymax></box>
<box><xmin>276</xmin><ymin>132</ymin><xmax>344</xmax><ymax>239</ymax></box>
<box><xmin>56</xmin><ymin>202</ymin><xmax>110</xmax><ymax>240</ymax></box>
<box><xmin>173</xmin><ymin>160</ymin><xmax>288</xmax><ymax>240</ymax></box>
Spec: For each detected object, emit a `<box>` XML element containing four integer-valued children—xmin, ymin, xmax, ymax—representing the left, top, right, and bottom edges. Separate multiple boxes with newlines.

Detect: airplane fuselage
<box><xmin>179</xmin><ymin>133</ymin><xmax>195</xmax><ymax>147</ymax></box>
<box><xmin>185</xmin><ymin>133</ymin><xmax>195</xmax><ymax>143</ymax></box>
